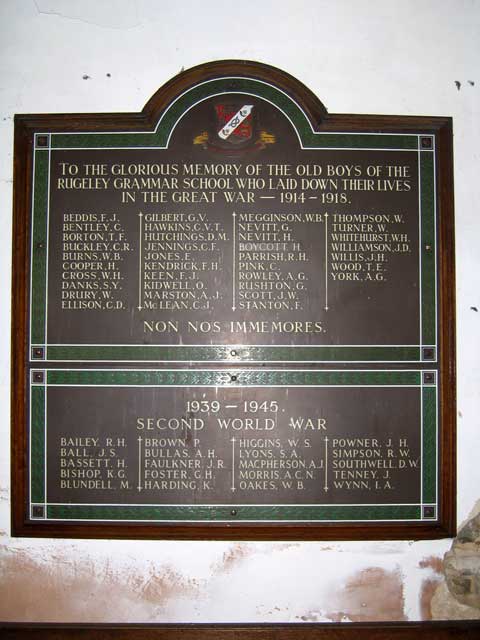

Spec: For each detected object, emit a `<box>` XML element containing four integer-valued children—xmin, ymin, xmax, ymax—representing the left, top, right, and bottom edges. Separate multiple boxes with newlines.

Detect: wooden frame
<box><xmin>11</xmin><ymin>60</ymin><xmax>456</xmax><ymax>540</ymax></box>
<box><xmin>2</xmin><ymin>622</ymin><xmax>480</xmax><ymax>639</ymax></box>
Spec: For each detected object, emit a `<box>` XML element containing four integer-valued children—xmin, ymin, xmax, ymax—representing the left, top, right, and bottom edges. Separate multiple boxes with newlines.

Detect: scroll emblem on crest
<box><xmin>217</xmin><ymin>104</ymin><xmax>254</xmax><ymax>142</ymax></box>
<box><xmin>194</xmin><ymin>101</ymin><xmax>275</xmax><ymax>153</ymax></box>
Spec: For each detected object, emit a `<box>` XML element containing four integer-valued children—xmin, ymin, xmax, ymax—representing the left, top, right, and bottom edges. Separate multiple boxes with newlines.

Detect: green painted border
<box><xmin>30</xmin><ymin>150</ymin><xmax>49</xmax><ymax>345</ymax></box>
<box><xmin>46</xmin><ymin>345</ymin><xmax>421</xmax><ymax>362</ymax></box>
<box><xmin>421</xmin><ymin>152</ymin><xmax>436</xmax><ymax>345</ymax></box>
<box><xmin>423</xmin><ymin>386</ymin><xmax>437</xmax><ymax>504</ymax></box>
<box><xmin>45</xmin><ymin>369</ymin><xmax>421</xmax><ymax>386</ymax></box>
<box><xmin>29</xmin><ymin>77</ymin><xmax>436</xmax><ymax>363</ymax></box>
<box><xmin>47</xmin><ymin>504</ymin><xmax>421</xmax><ymax>522</ymax></box>
<box><xmin>29</xmin><ymin>369</ymin><xmax>436</xmax><ymax>523</ymax></box>
<box><xmin>30</xmin><ymin>386</ymin><xmax>45</xmax><ymax>503</ymax></box>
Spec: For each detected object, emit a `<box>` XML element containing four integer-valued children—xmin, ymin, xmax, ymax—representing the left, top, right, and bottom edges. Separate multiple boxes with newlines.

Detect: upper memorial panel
<box><xmin>15</xmin><ymin>63</ymin><xmax>453</xmax><ymax>363</ymax></box>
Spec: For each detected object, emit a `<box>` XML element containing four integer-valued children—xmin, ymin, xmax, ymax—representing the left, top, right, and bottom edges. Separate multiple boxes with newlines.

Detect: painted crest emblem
<box><xmin>215</xmin><ymin>103</ymin><xmax>254</xmax><ymax>145</ymax></box>
<box><xmin>193</xmin><ymin>100</ymin><xmax>275</xmax><ymax>154</ymax></box>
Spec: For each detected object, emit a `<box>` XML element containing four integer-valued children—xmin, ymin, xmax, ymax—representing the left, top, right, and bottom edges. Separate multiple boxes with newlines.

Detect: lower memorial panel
<box><xmin>27</xmin><ymin>369</ymin><xmax>438</xmax><ymax>526</ymax></box>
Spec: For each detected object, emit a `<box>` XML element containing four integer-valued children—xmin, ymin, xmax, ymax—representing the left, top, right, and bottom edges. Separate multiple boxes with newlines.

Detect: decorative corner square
<box><xmin>423</xmin><ymin>371</ymin><xmax>436</xmax><ymax>385</ymax></box>
<box><xmin>420</xmin><ymin>136</ymin><xmax>433</xmax><ymax>149</ymax></box>
<box><xmin>423</xmin><ymin>505</ymin><xmax>436</xmax><ymax>519</ymax></box>
<box><xmin>31</xmin><ymin>346</ymin><xmax>45</xmax><ymax>360</ymax></box>
<box><xmin>32</xmin><ymin>370</ymin><xmax>45</xmax><ymax>384</ymax></box>
<box><xmin>31</xmin><ymin>505</ymin><xmax>45</xmax><ymax>519</ymax></box>
<box><xmin>422</xmin><ymin>347</ymin><xmax>436</xmax><ymax>361</ymax></box>
<box><xmin>35</xmin><ymin>134</ymin><xmax>49</xmax><ymax>148</ymax></box>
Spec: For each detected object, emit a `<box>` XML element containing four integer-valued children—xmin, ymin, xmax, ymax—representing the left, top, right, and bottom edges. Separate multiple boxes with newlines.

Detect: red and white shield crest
<box><xmin>192</xmin><ymin>100</ymin><xmax>275</xmax><ymax>153</ymax></box>
<box><xmin>215</xmin><ymin>103</ymin><xmax>254</xmax><ymax>146</ymax></box>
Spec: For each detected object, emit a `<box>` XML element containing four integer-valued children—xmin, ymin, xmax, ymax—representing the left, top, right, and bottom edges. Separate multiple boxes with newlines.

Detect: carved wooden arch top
<box><xmin>142</xmin><ymin>60</ymin><xmax>329</xmax><ymax>132</ymax></box>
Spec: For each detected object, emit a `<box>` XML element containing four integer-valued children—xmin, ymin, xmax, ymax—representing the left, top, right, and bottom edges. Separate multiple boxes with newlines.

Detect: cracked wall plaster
<box><xmin>34</xmin><ymin>0</ymin><xmax>141</xmax><ymax>30</ymax></box>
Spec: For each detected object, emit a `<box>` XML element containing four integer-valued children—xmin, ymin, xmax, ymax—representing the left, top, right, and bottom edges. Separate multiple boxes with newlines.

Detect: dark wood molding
<box><xmin>1</xmin><ymin>621</ymin><xmax>480</xmax><ymax>639</ymax></box>
<box><xmin>436</xmin><ymin>117</ymin><xmax>457</xmax><ymax>539</ymax></box>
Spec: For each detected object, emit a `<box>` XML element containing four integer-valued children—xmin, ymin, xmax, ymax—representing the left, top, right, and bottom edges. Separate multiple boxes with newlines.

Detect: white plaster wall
<box><xmin>0</xmin><ymin>0</ymin><xmax>479</xmax><ymax>623</ymax></box>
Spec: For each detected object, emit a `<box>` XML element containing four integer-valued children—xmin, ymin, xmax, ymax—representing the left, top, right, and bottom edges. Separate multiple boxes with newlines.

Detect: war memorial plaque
<box><xmin>11</xmin><ymin>61</ymin><xmax>455</xmax><ymax>539</ymax></box>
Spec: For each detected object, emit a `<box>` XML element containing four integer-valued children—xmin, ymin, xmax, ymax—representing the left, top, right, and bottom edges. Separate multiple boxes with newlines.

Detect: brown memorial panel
<box><xmin>11</xmin><ymin>61</ymin><xmax>455</xmax><ymax>538</ymax></box>
<box><xmin>27</xmin><ymin>370</ymin><xmax>434</xmax><ymax>531</ymax></box>
<box><xmin>18</xmin><ymin>65</ymin><xmax>452</xmax><ymax>364</ymax></box>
